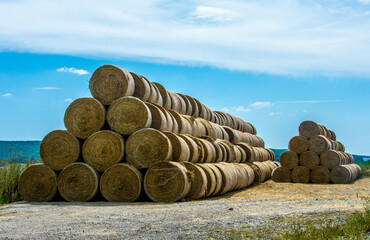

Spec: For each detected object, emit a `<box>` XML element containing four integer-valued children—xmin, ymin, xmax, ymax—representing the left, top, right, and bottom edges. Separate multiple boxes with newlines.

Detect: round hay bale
<box><xmin>252</xmin><ymin>162</ymin><xmax>269</xmax><ymax>182</ymax></box>
<box><xmin>126</xmin><ymin>128</ymin><xmax>172</xmax><ymax>169</ymax></box>
<box><xmin>152</xmin><ymin>82</ymin><xmax>171</xmax><ymax>109</ymax></box>
<box><xmin>299</xmin><ymin>151</ymin><xmax>320</xmax><ymax>170</ymax></box>
<box><xmin>185</xmin><ymin>95</ymin><xmax>199</xmax><ymax>117</ymax></box>
<box><xmin>82</xmin><ymin>130</ymin><xmax>124</xmax><ymax>172</ymax></box>
<box><xmin>64</xmin><ymin>97</ymin><xmax>106</xmax><ymax>139</ymax></box>
<box><xmin>337</xmin><ymin>141</ymin><xmax>345</xmax><ymax>152</ymax></box>
<box><xmin>247</xmin><ymin>163</ymin><xmax>262</xmax><ymax>183</ymax></box>
<box><xmin>271</xmin><ymin>166</ymin><xmax>291</xmax><ymax>183</ymax></box>
<box><xmin>205</xmin><ymin>164</ymin><xmax>223</xmax><ymax>196</ymax></box>
<box><xmin>178</xmin><ymin>93</ymin><xmax>193</xmax><ymax>116</ymax></box>
<box><xmin>174</xmin><ymin>93</ymin><xmax>187</xmax><ymax>114</ymax></box>
<box><xmin>197</xmin><ymin>164</ymin><xmax>216</xmax><ymax>197</ymax></box>
<box><xmin>100</xmin><ymin>163</ymin><xmax>142</xmax><ymax>202</ymax></box>
<box><xmin>198</xmin><ymin>138</ymin><xmax>215</xmax><ymax>163</ymax></box>
<box><xmin>193</xmin><ymin>118</ymin><xmax>207</xmax><ymax>137</ymax></box>
<box><xmin>18</xmin><ymin>164</ymin><xmax>57</xmax><ymax>202</ymax></box>
<box><xmin>236</xmin><ymin>145</ymin><xmax>247</xmax><ymax>163</ymax></box>
<box><xmin>208</xmin><ymin>140</ymin><xmax>223</xmax><ymax>162</ymax></box>
<box><xmin>168</xmin><ymin>111</ymin><xmax>179</xmax><ymax>133</ymax></box>
<box><xmin>183</xmin><ymin>162</ymin><xmax>207</xmax><ymax>200</ymax></box>
<box><xmin>311</xmin><ymin>166</ymin><xmax>330</xmax><ymax>184</ymax></box>
<box><xmin>291</xmin><ymin>166</ymin><xmax>310</xmax><ymax>183</ymax></box>
<box><xmin>107</xmin><ymin>96</ymin><xmax>152</xmax><ymax>135</ymax></box>
<box><xmin>234</xmin><ymin>164</ymin><xmax>249</xmax><ymax>190</ymax></box>
<box><xmin>214</xmin><ymin>163</ymin><xmax>233</xmax><ymax>195</ymax></box>
<box><xmin>280</xmin><ymin>151</ymin><xmax>299</xmax><ymax>170</ymax></box>
<box><xmin>144</xmin><ymin>161</ymin><xmax>190</xmax><ymax>202</ymax></box>
<box><xmin>168</xmin><ymin>109</ymin><xmax>190</xmax><ymax>134</ymax></box>
<box><xmin>145</xmin><ymin>102</ymin><xmax>168</xmax><ymax>131</ymax></box>
<box><xmin>299</xmin><ymin>120</ymin><xmax>323</xmax><ymax>139</ymax></box>
<box><xmin>58</xmin><ymin>163</ymin><xmax>99</xmax><ymax>202</ymax></box>
<box><xmin>39</xmin><ymin>130</ymin><xmax>80</xmax><ymax>171</ymax></box>
<box><xmin>168</xmin><ymin>92</ymin><xmax>180</xmax><ymax>112</ymax></box>
<box><xmin>131</xmin><ymin>72</ymin><xmax>151</xmax><ymax>102</ymax></box>
<box><xmin>288</xmin><ymin>136</ymin><xmax>309</xmax><ymax>154</ymax></box>
<box><xmin>152</xmin><ymin>103</ymin><xmax>173</xmax><ymax>132</ymax></box>
<box><xmin>221</xmin><ymin>163</ymin><xmax>238</xmax><ymax>191</ymax></box>
<box><xmin>178</xmin><ymin>134</ymin><xmax>200</xmax><ymax>163</ymax></box>
<box><xmin>188</xmin><ymin>136</ymin><xmax>205</xmax><ymax>163</ymax></box>
<box><xmin>263</xmin><ymin>161</ymin><xmax>276</xmax><ymax>179</ymax></box>
<box><xmin>163</xmin><ymin>132</ymin><xmax>190</xmax><ymax>162</ymax></box>
<box><xmin>89</xmin><ymin>65</ymin><xmax>135</xmax><ymax>105</ymax></box>
<box><xmin>151</xmin><ymin>83</ymin><xmax>163</xmax><ymax>106</ymax></box>
<box><xmin>239</xmin><ymin>164</ymin><xmax>255</xmax><ymax>186</ymax></box>
<box><xmin>330</xmin><ymin>164</ymin><xmax>361</xmax><ymax>184</ymax></box>
<box><xmin>320</xmin><ymin>150</ymin><xmax>345</xmax><ymax>169</ymax></box>
<box><xmin>309</xmin><ymin>135</ymin><xmax>333</xmax><ymax>154</ymax></box>
<box><xmin>235</xmin><ymin>143</ymin><xmax>255</xmax><ymax>162</ymax></box>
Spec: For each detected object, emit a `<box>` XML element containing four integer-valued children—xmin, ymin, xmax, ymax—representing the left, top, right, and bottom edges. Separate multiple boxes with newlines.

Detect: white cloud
<box><xmin>33</xmin><ymin>87</ymin><xmax>61</xmax><ymax>90</ymax></box>
<box><xmin>0</xmin><ymin>1</ymin><xmax>370</xmax><ymax>76</ymax></box>
<box><xmin>303</xmin><ymin>109</ymin><xmax>308</xmax><ymax>112</ymax></box>
<box><xmin>236</xmin><ymin>106</ymin><xmax>250</xmax><ymax>112</ymax></box>
<box><xmin>220</xmin><ymin>107</ymin><xmax>229</xmax><ymax>112</ymax></box>
<box><xmin>57</xmin><ymin>67</ymin><xmax>89</xmax><ymax>75</ymax></box>
<box><xmin>250</xmin><ymin>101</ymin><xmax>274</xmax><ymax>109</ymax></box>
<box><xmin>268</xmin><ymin>112</ymin><xmax>283</xmax><ymax>116</ymax></box>
<box><xmin>358</xmin><ymin>0</ymin><xmax>370</xmax><ymax>4</ymax></box>
<box><xmin>2</xmin><ymin>93</ymin><xmax>12</xmax><ymax>97</ymax></box>
<box><xmin>192</xmin><ymin>6</ymin><xmax>237</xmax><ymax>22</ymax></box>
<box><xmin>64</xmin><ymin>98</ymin><xmax>73</xmax><ymax>102</ymax></box>
<box><xmin>277</xmin><ymin>100</ymin><xmax>341</xmax><ymax>103</ymax></box>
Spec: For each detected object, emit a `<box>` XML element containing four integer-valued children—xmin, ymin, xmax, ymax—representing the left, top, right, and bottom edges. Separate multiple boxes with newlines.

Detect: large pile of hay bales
<box><xmin>272</xmin><ymin>121</ymin><xmax>362</xmax><ymax>184</ymax></box>
<box><xmin>19</xmin><ymin>65</ymin><xmax>278</xmax><ymax>203</ymax></box>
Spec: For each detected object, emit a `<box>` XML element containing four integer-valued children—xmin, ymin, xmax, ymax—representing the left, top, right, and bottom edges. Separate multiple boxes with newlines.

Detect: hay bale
<box><xmin>64</xmin><ymin>97</ymin><xmax>106</xmax><ymax>139</ymax></box>
<box><xmin>299</xmin><ymin>151</ymin><xmax>320</xmax><ymax>170</ymax></box>
<box><xmin>311</xmin><ymin>166</ymin><xmax>330</xmax><ymax>184</ymax></box>
<box><xmin>192</xmin><ymin>118</ymin><xmax>207</xmax><ymax>137</ymax></box>
<box><xmin>107</xmin><ymin>96</ymin><xmax>152</xmax><ymax>135</ymax></box>
<box><xmin>39</xmin><ymin>130</ymin><xmax>80</xmax><ymax>171</ymax></box>
<box><xmin>279</xmin><ymin>151</ymin><xmax>299</xmax><ymax>170</ymax></box>
<box><xmin>151</xmin><ymin>83</ymin><xmax>163</xmax><ymax>106</ymax></box>
<box><xmin>168</xmin><ymin>109</ymin><xmax>191</xmax><ymax>134</ymax></box>
<box><xmin>197</xmin><ymin>164</ymin><xmax>216</xmax><ymax>197</ymax></box>
<box><xmin>205</xmin><ymin>164</ymin><xmax>223</xmax><ymax>196</ymax></box>
<box><xmin>330</xmin><ymin>164</ymin><xmax>362</xmax><ymax>184</ymax></box>
<box><xmin>288</xmin><ymin>136</ymin><xmax>309</xmax><ymax>154</ymax></box>
<box><xmin>89</xmin><ymin>65</ymin><xmax>135</xmax><ymax>105</ymax></box>
<box><xmin>178</xmin><ymin>93</ymin><xmax>193</xmax><ymax>116</ymax></box>
<box><xmin>235</xmin><ymin>142</ymin><xmax>255</xmax><ymax>162</ymax></box>
<box><xmin>221</xmin><ymin>163</ymin><xmax>238</xmax><ymax>191</ymax></box>
<box><xmin>82</xmin><ymin>130</ymin><xmax>124</xmax><ymax>172</ymax></box>
<box><xmin>234</xmin><ymin>164</ymin><xmax>249</xmax><ymax>190</ymax></box>
<box><xmin>239</xmin><ymin>164</ymin><xmax>255</xmax><ymax>186</ymax></box>
<box><xmin>271</xmin><ymin>166</ymin><xmax>291</xmax><ymax>183</ymax></box>
<box><xmin>320</xmin><ymin>150</ymin><xmax>344</xmax><ymax>169</ymax></box>
<box><xmin>309</xmin><ymin>135</ymin><xmax>333</xmax><ymax>154</ymax></box>
<box><xmin>291</xmin><ymin>166</ymin><xmax>310</xmax><ymax>183</ymax></box>
<box><xmin>100</xmin><ymin>163</ymin><xmax>142</xmax><ymax>202</ymax></box>
<box><xmin>163</xmin><ymin>132</ymin><xmax>190</xmax><ymax>162</ymax></box>
<box><xmin>177</xmin><ymin>134</ymin><xmax>200</xmax><ymax>163</ymax></box>
<box><xmin>152</xmin><ymin>82</ymin><xmax>171</xmax><ymax>109</ymax></box>
<box><xmin>145</xmin><ymin>102</ymin><xmax>168</xmax><ymax>131</ymax></box>
<box><xmin>183</xmin><ymin>162</ymin><xmax>207</xmax><ymax>200</ymax></box>
<box><xmin>185</xmin><ymin>95</ymin><xmax>199</xmax><ymax>117</ymax></box>
<box><xmin>126</xmin><ymin>128</ymin><xmax>172</xmax><ymax>169</ymax></box>
<box><xmin>18</xmin><ymin>164</ymin><xmax>57</xmax><ymax>202</ymax></box>
<box><xmin>131</xmin><ymin>72</ymin><xmax>151</xmax><ymax>102</ymax></box>
<box><xmin>198</xmin><ymin>138</ymin><xmax>216</xmax><ymax>163</ymax></box>
<box><xmin>144</xmin><ymin>161</ymin><xmax>190</xmax><ymax>202</ymax></box>
<box><xmin>58</xmin><ymin>163</ymin><xmax>99</xmax><ymax>202</ymax></box>
<box><xmin>214</xmin><ymin>163</ymin><xmax>233</xmax><ymax>195</ymax></box>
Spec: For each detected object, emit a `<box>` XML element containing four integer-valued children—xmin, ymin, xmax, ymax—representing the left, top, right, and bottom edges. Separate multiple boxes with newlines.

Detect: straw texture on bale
<box><xmin>311</xmin><ymin>166</ymin><xmax>331</xmax><ymax>184</ymax></box>
<box><xmin>183</xmin><ymin>162</ymin><xmax>207</xmax><ymax>199</ymax></box>
<box><xmin>298</xmin><ymin>151</ymin><xmax>320</xmax><ymax>170</ymax></box>
<box><xmin>18</xmin><ymin>164</ymin><xmax>57</xmax><ymax>202</ymax></box>
<box><xmin>89</xmin><ymin>65</ymin><xmax>135</xmax><ymax>105</ymax></box>
<box><xmin>271</xmin><ymin>166</ymin><xmax>291</xmax><ymax>183</ymax></box>
<box><xmin>288</xmin><ymin>136</ymin><xmax>309</xmax><ymax>154</ymax></box>
<box><xmin>163</xmin><ymin>132</ymin><xmax>190</xmax><ymax>162</ymax></box>
<box><xmin>144</xmin><ymin>161</ymin><xmax>190</xmax><ymax>202</ymax></box>
<box><xmin>205</xmin><ymin>163</ymin><xmax>223</xmax><ymax>196</ymax></box>
<box><xmin>239</xmin><ymin>164</ymin><xmax>255</xmax><ymax>186</ymax></box>
<box><xmin>330</xmin><ymin>164</ymin><xmax>362</xmax><ymax>184</ymax></box>
<box><xmin>146</xmin><ymin>102</ymin><xmax>168</xmax><ymax>131</ymax></box>
<box><xmin>39</xmin><ymin>130</ymin><xmax>80</xmax><ymax>171</ymax></box>
<box><xmin>107</xmin><ymin>97</ymin><xmax>152</xmax><ymax>135</ymax></box>
<box><xmin>280</xmin><ymin>151</ymin><xmax>299</xmax><ymax>170</ymax></box>
<box><xmin>58</xmin><ymin>163</ymin><xmax>99</xmax><ymax>202</ymax></box>
<box><xmin>131</xmin><ymin>72</ymin><xmax>151</xmax><ymax>102</ymax></box>
<box><xmin>126</xmin><ymin>128</ymin><xmax>172</xmax><ymax>169</ymax></box>
<box><xmin>152</xmin><ymin>82</ymin><xmax>172</xmax><ymax>109</ymax></box>
<box><xmin>100</xmin><ymin>163</ymin><xmax>142</xmax><ymax>202</ymax></box>
<box><xmin>82</xmin><ymin>130</ymin><xmax>124</xmax><ymax>172</ymax></box>
<box><xmin>214</xmin><ymin>163</ymin><xmax>234</xmax><ymax>195</ymax></box>
<box><xmin>252</xmin><ymin>162</ymin><xmax>269</xmax><ymax>183</ymax></box>
<box><xmin>291</xmin><ymin>166</ymin><xmax>310</xmax><ymax>183</ymax></box>
<box><xmin>197</xmin><ymin>164</ymin><xmax>216</xmax><ymax>197</ymax></box>
<box><xmin>177</xmin><ymin>134</ymin><xmax>200</xmax><ymax>163</ymax></box>
<box><xmin>320</xmin><ymin>150</ymin><xmax>352</xmax><ymax>169</ymax></box>
<box><xmin>64</xmin><ymin>97</ymin><xmax>106</xmax><ymax>139</ymax></box>
<box><xmin>151</xmin><ymin>83</ymin><xmax>163</xmax><ymax>106</ymax></box>
<box><xmin>309</xmin><ymin>135</ymin><xmax>338</xmax><ymax>154</ymax></box>
<box><xmin>299</xmin><ymin>121</ymin><xmax>335</xmax><ymax>140</ymax></box>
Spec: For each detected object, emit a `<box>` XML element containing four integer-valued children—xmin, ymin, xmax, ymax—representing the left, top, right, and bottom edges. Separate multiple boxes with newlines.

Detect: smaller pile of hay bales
<box><xmin>272</xmin><ymin>121</ymin><xmax>361</xmax><ymax>184</ymax></box>
<box><xmin>18</xmin><ymin>64</ymin><xmax>279</xmax><ymax>203</ymax></box>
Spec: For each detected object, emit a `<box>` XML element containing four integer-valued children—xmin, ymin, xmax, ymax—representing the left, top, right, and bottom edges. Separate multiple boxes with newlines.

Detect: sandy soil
<box><xmin>0</xmin><ymin>178</ymin><xmax>368</xmax><ymax>239</ymax></box>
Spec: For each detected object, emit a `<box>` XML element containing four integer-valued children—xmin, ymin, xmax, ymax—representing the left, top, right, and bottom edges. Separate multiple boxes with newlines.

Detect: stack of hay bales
<box><xmin>19</xmin><ymin>65</ymin><xmax>278</xmax><ymax>203</ymax></box>
<box><xmin>272</xmin><ymin>121</ymin><xmax>362</xmax><ymax>184</ymax></box>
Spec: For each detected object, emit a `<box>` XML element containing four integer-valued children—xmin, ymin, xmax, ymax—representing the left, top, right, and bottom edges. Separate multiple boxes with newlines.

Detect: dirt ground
<box><xmin>0</xmin><ymin>178</ymin><xmax>368</xmax><ymax>239</ymax></box>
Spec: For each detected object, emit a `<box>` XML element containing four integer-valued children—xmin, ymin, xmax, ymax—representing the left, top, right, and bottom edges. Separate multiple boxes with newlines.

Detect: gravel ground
<box><xmin>0</xmin><ymin>178</ymin><xmax>368</xmax><ymax>239</ymax></box>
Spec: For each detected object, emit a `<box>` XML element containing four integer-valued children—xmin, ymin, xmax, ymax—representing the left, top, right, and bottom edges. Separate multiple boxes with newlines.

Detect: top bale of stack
<box><xmin>299</xmin><ymin>120</ymin><xmax>336</xmax><ymax>140</ymax></box>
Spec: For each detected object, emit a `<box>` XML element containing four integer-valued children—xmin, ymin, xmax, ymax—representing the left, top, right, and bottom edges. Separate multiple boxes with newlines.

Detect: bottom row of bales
<box><xmin>19</xmin><ymin>160</ymin><xmax>279</xmax><ymax>203</ymax></box>
<box><xmin>272</xmin><ymin>164</ymin><xmax>362</xmax><ymax>184</ymax></box>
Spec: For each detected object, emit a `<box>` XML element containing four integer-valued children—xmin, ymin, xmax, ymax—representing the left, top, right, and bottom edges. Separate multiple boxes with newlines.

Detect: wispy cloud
<box><xmin>358</xmin><ymin>0</ymin><xmax>370</xmax><ymax>4</ymax></box>
<box><xmin>277</xmin><ymin>100</ymin><xmax>342</xmax><ymax>103</ymax></box>
<box><xmin>220</xmin><ymin>107</ymin><xmax>230</xmax><ymax>112</ymax></box>
<box><xmin>250</xmin><ymin>101</ymin><xmax>274</xmax><ymax>109</ymax></box>
<box><xmin>64</xmin><ymin>98</ymin><xmax>73</xmax><ymax>102</ymax></box>
<box><xmin>33</xmin><ymin>87</ymin><xmax>61</xmax><ymax>90</ymax></box>
<box><xmin>57</xmin><ymin>67</ymin><xmax>89</xmax><ymax>75</ymax></box>
<box><xmin>0</xmin><ymin>1</ymin><xmax>370</xmax><ymax>76</ymax></box>
<box><xmin>268</xmin><ymin>112</ymin><xmax>283</xmax><ymax>116</ymax></box>
<box><xmin>2</xmin><ymin>93</ymin><xmax>12</xmax><ymax>97</ymax></box>
<box><xmin>236</xmin><ymin>106</ymin><xmax>250</xmax><ymax>112</ymax></box>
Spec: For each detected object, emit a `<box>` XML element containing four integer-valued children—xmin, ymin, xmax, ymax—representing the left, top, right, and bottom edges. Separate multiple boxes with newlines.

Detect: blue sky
<box><xmin>1</xmin><ymin>0</ymin><xmax>370</xmax><ymax>155</ymax></box>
